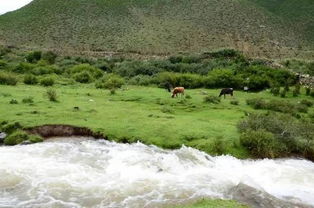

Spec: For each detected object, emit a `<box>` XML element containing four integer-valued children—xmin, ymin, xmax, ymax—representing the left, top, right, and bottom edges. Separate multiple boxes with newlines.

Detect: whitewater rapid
<box><xmin>0</xmin><ymin>137</ymin><xmax>314</xmax><ymax>208</ymax></box>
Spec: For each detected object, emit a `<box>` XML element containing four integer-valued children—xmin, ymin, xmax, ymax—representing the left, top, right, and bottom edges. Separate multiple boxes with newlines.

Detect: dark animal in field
<box><xmin>219</xmin><ymin>88</ymin><xmax>234</xmax><ymax>98</ymax></box>
<box><xmin>165</xmin><ymin>82</ymin><xmax>173</xmax><ymax>92</ymax></box>
<box><xmin>172</xmin><ymin>87</ymin><xmax>185</xmax><ymax>98</ymax></box>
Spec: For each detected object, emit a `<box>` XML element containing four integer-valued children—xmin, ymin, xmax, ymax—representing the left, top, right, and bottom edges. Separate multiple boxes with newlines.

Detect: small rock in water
<box><xmin>20</xmin><ymin>140</ymin><xmax>32</xmax><ymax>145</ymax></box>
<box><xmin>0</xmin><ymin>132</ymin><xmax>7</xmax><ymax>142</ymax></box>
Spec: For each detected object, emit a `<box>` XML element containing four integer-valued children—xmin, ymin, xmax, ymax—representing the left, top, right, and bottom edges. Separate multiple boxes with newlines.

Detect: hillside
<box><xmin>0</xmin><ymin>0</ymin><xmax>313</xmax><ymax>58</ymax></box>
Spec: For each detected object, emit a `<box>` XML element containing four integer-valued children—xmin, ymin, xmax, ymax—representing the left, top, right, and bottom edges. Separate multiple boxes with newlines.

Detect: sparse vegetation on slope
<box><xmin>0</xmin><ymin>0</ymin><xmax>313</xmax><ymax>58</ymax></box>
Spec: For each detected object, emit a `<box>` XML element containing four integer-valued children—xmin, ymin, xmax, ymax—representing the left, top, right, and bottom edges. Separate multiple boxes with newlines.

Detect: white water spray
<box><xmin>0</xmin><ymin>137</ymin><xmax>314</xmax><ymax>208</ymax></box>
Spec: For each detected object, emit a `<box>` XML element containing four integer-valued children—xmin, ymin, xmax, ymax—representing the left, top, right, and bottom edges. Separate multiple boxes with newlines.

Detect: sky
<box><xmin>0</xmin><ymin>0</ymin><xmax>33</xmax><ymax>15</ymax></box>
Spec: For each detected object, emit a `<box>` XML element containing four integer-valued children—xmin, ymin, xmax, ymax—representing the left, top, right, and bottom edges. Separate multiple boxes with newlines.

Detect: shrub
<box><xmin>31</xmin><ymin>66</ymin><xmax>54</xmax><ymax>75</ymax></box>
<box><xmin>280</xmin><ymin>89</ymin><xmax>286</xmax><ymax>98</ymax></box>
<box><xmin>26</xmin><ymin>51</ymin><xmax>42</xmax><ymax>63</ymax></box>
<box><xmin>29</xmin><ymin>135</ymin><xmax>44</xmax><ymax>143</ymax></box>
<box><xmin>95</xmin><ymin>74</ymin><xmax>125</xmax><ymax>91</ymax></box>
<box><xmin>4</xmin><ymin>130</ymin><xmax>29</xmax><ymax>145</ymax></box>
<box><xmin>69</xmin><ymin>64</ymin><xmax>103</xmax><ymax>79</ymax></box>
<box><xmin>211</xmin><ymin>136</ymin><xmax>227</xmax><ymax>155</ymax></box>
<box><xmin>74</xmin><ymin>71</ymin><xmax>94</xmax><ymax>83</ymax></box>
<box><xmin>204</xmin><ymin>95</ymin><xmax>221</xmax><ymax>104</ymax></box>
<box><xmin>230</xmin><ymin>100</ymin><xmax>239</xmax><ymax>105</ymax></box>
<box><xmin>127</xmin><ymin>75</ymin><xmax>153</xmax><ymax>86</ymax></box>
<box><xmin>270</xmin><ymin>87</ymin><xmax>280</xmax><ymax>96</ymax></box>
<box><xmin>300</xmin><ymin>99</ymin><xmax>313</xmax><ymax>107</ymax></box>
<box><xmin>22</xmin><ymin>97</ymin><xmax>34</xmax><ymax>104</ymax></box>
<box><xmin>292</xmin><ymin>84</ymin><xmax>301</xmax><ymax>97</ymax></box>
<box><xmin>246</xmin><ymin>98</ymin><xmax>267</xmax><ymax>109</ymax></box>
<box><xmin>237</xmin><ymin>113</ymin><xmax>314</xmax><ymax>160</ymax></box>
<box><xmin>23</xmin><ymin>74</ymin><xmax>38</xmax><ymax>85</ymax></box>
<box><xmin>182</xmin><ymin>55</ymin><xmax>201</xmax><ymax>64</ymax></box>
<box><xmin>46</xmin><ymin>88</ymin><xmax>57</xmax><ymax>102</ymax></box>
<box><xmin>240</xmin><ymin>129</ymin><xmax>282</xmax><ymax>158</ymax></box>
<box><xmin>13</xmin><ymin>62</ymin><xmax>35</xmax><ymax>73</ymax></box>
<box><xmin>311</xmin><ymin>91</ymin><xmax>314</xmax><ymax>98</ymax></box>
<box><xmin>0</xmin><ymin>60</ymin><xmax>7</xmax><ymax>69</ymax></box>
<box><xmin>1</xmin><ymin>122</ymin><xmax>22</xmax><ymax>134</ymax></box>
<box><xmin>9</xmin><ymin>99</ymin><xmax>18</xmax><ymax>104</ymax></box>
<box><xmin>305</xmin><ymin>88</ymin><xmax>311</xmax><ymax>96</ymax></box>
<box><xmin>40</xmin><ymin>77</ymin><xmax>55</xmax><ymax>86</ymax></box>
<box><xmin>0</xmin><ymin>72</ymin><xmax>18</xmax><ymax>85</ymax></box>
<box><xmin>168</xmin><ymin>56</ymin><xmax>183</xmax><ymax>64</ymax></box>
<box><xmin>4</xmin><ymin>130</ymin><xmax>43</xmax><ymax>145</ymax></box>
<box><xmin>42</xmin><ymin>51</ymin><xmax>57</xmax><ymax>64</ymax></box>
<box><xmin>207</xmin><ymin>69</ymin><xmax>242</xmax><ymax>89</ymax></box>
<box><xmin>247</xmin><ymin>75</ymin><xmax>269</xmax><ymax>91</ymax></box>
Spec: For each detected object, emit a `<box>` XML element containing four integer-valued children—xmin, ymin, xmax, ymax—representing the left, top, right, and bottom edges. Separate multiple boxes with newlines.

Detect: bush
<box><xmin>168</xmin><ymin>56</ymin><xmax>183</xmax><ymax>64</ymax></box>
<box><xmin>13</xmin><ymin>62</ymin><xmax>35</xmax><ymax>73</ymax></box>
<box><xmin>246</xmin><ymin>98</ymin><xmax>267</xmax><ymax>109</ymax></box>
<box><xmin>204</xmin><ymin>95</ymin><xmax>221</xmax><ymax>104</ymax></box>
<box><xmin>4</xmin><ymin>130</ymin><xmax>29</xmax><ymax>145</ymax></box>
<box><xmin>230</xmin><ymin>100</ymin><xmax>239</xmax><ymax>105</ymax></box>
<box><xmin>23</xmin><ymin>74</ymin><xmax>38</xmax><ymax>85</ymax></box>
<box><xmin>280</xmin><ymin>89</ymin><xmax>286</xmax><ymax>98</ymax></box>
<box><xmin>40</xmin><ymin>77</ymin><xmax>55</xmax><ymax>86</ymax></box>
<box><xmin>31</xmin><ymin>66</ymin><xmax>54</xmax><ymax>75</ymax></box>
<box><xmin>300</xmin><ymin>99</ymin><xmax>313</xmax><ymax>107</ymax></box>
<box><xmin>240</xmin><ymin>130</ymin><xmax>282</xmax><ymax>158</ymax></box>
<box><xmin>238</xmin><ymin>113</ymin><xmax>314</xmax><ymax>160</ymax></box>
<box><xmin>26</xmin><ymin>51</ymin><xmax>42</xmax><ymax>63</ymax></box>
<box><xmin>0</xmin><ymin>72</ymin><xmax>18</xmax><ymax>85</ymax></box>
<box><xmin>127</xmin><ymin>75</ymin><xmax>153</xmax><ymax>86</ymax></box>
<box><xmin>95</xmin><ymin>74</ymin><xmax>125</xmax><ymax>91</ymax></box>
<box><xmin>292</xmin><ymin>84</ymin><xmax>301</xmax><ymax>97</ymax></box>
<box><xmin>69</xmin><ymin>64</ymin><xmax>103</xmax><ymax>79</ymax></box>
<box><xmin>270</xmin><ymin>87</ymin><xmax>280</xmax><ymax>96</ymax></box>
<box><xmin>74</xmin><ymin>71</ymin><xmax>94</xmax><ymax>83</ymax></box>
<box><xmin>9</xmin><ymin>99</ymin><xmax>18</xmax><ymax>104</ymax></box>
<box><xmin>1</xmin><ymin>122</ymin><xmax>22</xmax><ymax>134</ymax></box>
<box><xmin>22</xmin><ymin>97</ymin><xmax>34</xmax><ymax>104</ymax></box>
<box><xmin>305</xmin><ymin>88</ymin><xmax>311</xmax><ymax>96</ymax></box>
<box><xmin>0</xmin><ymin>60</ymin><xmax>7</xmax><ymax>69</ymax></box>
<box><xmin>207</xmin><ymin>69</ymin><xmax>242</xmax><ymax>89</ymax></box>
<box><xmin>42</xmin><ymin>51</ymin><xmax>57</xmax><ymax>64</ymax></box>
<box><xmin>46</xmin><ymin>88</ymin><xmax>57</xmax><ymax>102</ymax></box>
<box><xmin>211</xmin><ymin>136</ymin><xmax>227</xmax><ymax>155</ymax></box>
<box><xmin>4</xmin><ymin>130</ymin><xmax>43</xmax><ymax>145</ymax></box>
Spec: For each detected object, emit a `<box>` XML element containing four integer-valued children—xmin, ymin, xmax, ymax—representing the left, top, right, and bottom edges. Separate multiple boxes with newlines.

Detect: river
<box><xmin>0</xmin><ymin>137</ymin><xmax>314</xmax><ymax>208</ymax></box>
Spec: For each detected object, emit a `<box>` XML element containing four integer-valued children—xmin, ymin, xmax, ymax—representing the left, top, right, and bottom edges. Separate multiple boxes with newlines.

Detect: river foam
<box><xmin>0</xmin><ymin>137</ymin><xmax>314</xmax><ymax>208</ymax></box>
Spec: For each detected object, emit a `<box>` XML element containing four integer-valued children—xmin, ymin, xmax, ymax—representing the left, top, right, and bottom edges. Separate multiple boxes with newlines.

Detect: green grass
<box><xmin>0</xmin><ymin>0</ymin><xmax>313</xmax><ymax>58</ymax></box>
<box><xmin>1</xmin><ymin>83</ymin><xmax>312</xmax><ymax>158</ymax></box>
<box><xmin>169</xmin><ymin>199</ymin><xmax>248</xmax><ymax>208</ymax></box>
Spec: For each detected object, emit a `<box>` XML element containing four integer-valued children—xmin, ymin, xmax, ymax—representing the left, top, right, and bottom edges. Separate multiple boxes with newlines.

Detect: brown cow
<box><xmin>172</xmin><ymin>87</ymin><xmax>185</xmax><ymax>98</ymax></box>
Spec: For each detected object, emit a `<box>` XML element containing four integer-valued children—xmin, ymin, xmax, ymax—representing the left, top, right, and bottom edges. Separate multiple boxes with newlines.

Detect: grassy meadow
<box><xmin>1</xmin><ymin>82</ymin><xmax>312</xmax><ymax>158</ymax></box>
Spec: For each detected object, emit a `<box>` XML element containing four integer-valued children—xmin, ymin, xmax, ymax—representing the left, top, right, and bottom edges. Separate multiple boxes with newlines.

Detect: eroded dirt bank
<box><xmin>25</xmin><ymin>124</ymin><xmax>106</xmax><ymax>139</ymax></box>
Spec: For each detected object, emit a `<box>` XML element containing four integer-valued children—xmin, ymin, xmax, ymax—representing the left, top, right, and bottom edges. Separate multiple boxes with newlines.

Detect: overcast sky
<box><xmin>0</xmin><ymin>0</ymin><xmax>33</xmax><ymax>15</ymax></box>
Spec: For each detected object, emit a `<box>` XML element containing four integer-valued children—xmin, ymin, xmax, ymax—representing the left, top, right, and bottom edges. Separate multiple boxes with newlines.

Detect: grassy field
<box><xmin>0</xmin><ymin>0</ymin><xmax>313</xmax><ymax>58</ymax></box>
<box><xmin>1</xmin><ymin>83</ymin><xmax>311</xmax><ymax>158</ymax></box>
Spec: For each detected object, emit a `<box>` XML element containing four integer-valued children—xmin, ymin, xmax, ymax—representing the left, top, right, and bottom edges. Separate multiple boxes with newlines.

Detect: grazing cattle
<box><xmin>172</xmin><ymin>87</ymin><xmax>185</xmax><ymax>98</ymax></box>
<box><xmin>219</xmin><ymin>88</ymin><xmax>233</xmax><ymax>98</ymax></box>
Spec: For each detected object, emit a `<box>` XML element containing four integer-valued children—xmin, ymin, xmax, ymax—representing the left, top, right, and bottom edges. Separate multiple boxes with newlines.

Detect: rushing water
<box><xmin>0</xmin><ymin>137</ymin><xmax>314</xmax><ymax>208</ymax></box>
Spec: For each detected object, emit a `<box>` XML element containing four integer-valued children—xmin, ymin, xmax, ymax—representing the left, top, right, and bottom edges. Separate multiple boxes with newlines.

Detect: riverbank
<box><xmin>1</xmin><ymin>84</ymin><xmax>313</xmax><ymax>159</ymax></box>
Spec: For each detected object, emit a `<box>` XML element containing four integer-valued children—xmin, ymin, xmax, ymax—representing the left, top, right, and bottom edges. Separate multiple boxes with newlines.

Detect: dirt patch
<box><xmin>25</xmin><ymin>125</ymin><xmax>106</xmax><ymax>139</ymax></box>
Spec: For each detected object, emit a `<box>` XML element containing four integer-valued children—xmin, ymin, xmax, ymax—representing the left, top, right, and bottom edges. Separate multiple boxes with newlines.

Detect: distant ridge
<box><xmin>0</xmin><ymin>0</ymin><xmax>313</xmax><ymax>59</ymax></box>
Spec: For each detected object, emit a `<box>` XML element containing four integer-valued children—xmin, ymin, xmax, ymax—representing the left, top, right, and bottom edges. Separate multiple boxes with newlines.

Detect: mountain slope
<box><xmin>0</xmin><ymin>0</ymin><xmax>313</xmax><ymax>58</ymax></box>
